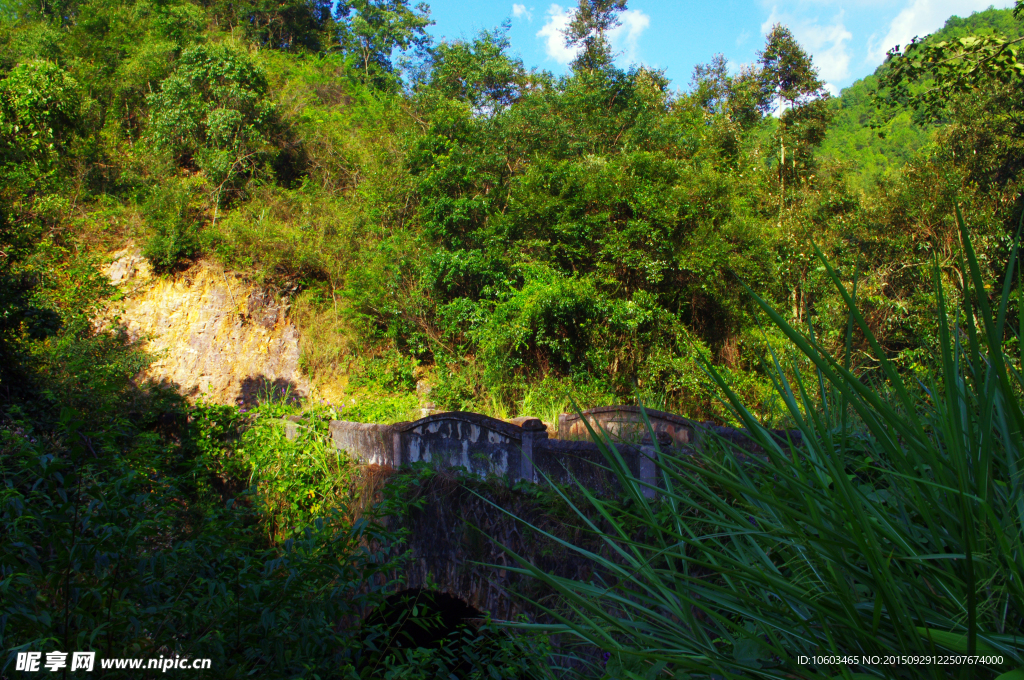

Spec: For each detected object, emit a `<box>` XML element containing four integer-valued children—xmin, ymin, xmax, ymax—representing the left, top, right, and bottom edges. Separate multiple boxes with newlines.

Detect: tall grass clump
<box><xmin>501</xmin><ymin>210</ymin><xmax>1024</xmax><ymax>679</ymax></box>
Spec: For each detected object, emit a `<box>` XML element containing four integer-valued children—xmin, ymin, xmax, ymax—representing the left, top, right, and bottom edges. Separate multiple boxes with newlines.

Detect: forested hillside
<box><xmin>2</xmin><ymin>0</ymin><xmax>1024</xmax><ymax>675</ymax></box>
<box><xmin>820</xmin><ymin>5</ymin><xmax>1024</xmax><ymax>188</ymax></box>
<box><xmin>1</xmin><ymin>0</ymin><xmax>1022</xmax><ymax>420</ymax></box>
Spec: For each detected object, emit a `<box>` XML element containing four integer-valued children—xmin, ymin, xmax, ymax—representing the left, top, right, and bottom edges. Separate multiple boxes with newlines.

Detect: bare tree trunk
<box><xmin>779</xmin><ymin>125</ymin><xmax>785</xmax><ymax>227</ymax></box>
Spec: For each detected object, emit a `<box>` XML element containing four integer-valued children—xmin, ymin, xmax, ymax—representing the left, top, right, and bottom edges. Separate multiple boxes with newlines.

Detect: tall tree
<box><xmin>213</xmin><ymin>0</ymin><xmax>335</xmax><ymax>51</ymax></box>
<box><xmin>336</xmin><ymin>0</ymin><xmax>432</xmax><ymax>86</ymax></box>
<box><xmin>427</xmin><ymin>25</ymin><xmax>528</xmax><ymax>113</ymax></box>
<box><xmin>689</xmin><ymin>54</ymin><xmax>770</xmax><ymax>131</ymax></box>
<box><xmin>757</xmin><ymin>25</ymin><xmax>831</xmax><ymax>324</ymax></box>
<box><xmin>757</xmin><ymin>25</ymin><xmax>831</xmax><ymax>209</ymax></box>
<box><xmin>564</xmin><ymin>0</ymin><xmax>625</xmax><ymax>72</ymax></box>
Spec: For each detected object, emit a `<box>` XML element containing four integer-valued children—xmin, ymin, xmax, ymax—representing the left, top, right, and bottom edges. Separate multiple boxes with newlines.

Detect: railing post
<box><xmin>638</xmin><ymin>432</ymin><xmax>671</xmax><ymax>499</ymax></box>
<box><xmin>392</xmin><ymin>430</ymin><xmax>403</xmax><ymax>468</ymax></box>
<box><xmin>511</xmin><ymin>418</ymin><xmax>547</xmax><ymax>484</ymax></box>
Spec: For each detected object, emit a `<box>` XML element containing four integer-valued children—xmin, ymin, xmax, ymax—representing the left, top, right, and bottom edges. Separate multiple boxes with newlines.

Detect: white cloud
<box><xmin>512</xmin><ymin>3</ymin><xmax>532</xmax><ymax>22</ymax></box>
<box><xmin>868</xmin><ymin>0</ymin><xmax>999</xmax><ymax>62</ymax></box>
<box><xmin>761</xmin><ymin>7</ymin><xmax>852</xmax><ymax>94</ymax></box>
<box><xmin>798</xmin><ymin>16</ymin><xmax>853</xmax><ymax>83</ymax></box>
<box><xmin>760</xmin><ymin>6</ymin><xmax>784</xmax><ymax>34</ymax></box>
<box><xmin>536</xmin><ymin>3</ymin><xmax>650</xmax><ymax>66</ymax></box>
<box><xmin>608</xmin><ymin>9</ymin><xmax>651</xmax><ymax>63</ymax></box>
<box><xmin>537</xmin><ymin>4</ymin><xmax>579</xmax><ymax>64</ymax></box>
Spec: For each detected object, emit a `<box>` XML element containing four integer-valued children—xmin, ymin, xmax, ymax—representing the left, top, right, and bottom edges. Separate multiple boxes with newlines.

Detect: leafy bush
<box><xmin>354</xmin><ymin>348</ymin><xmax>419</xmax><ymax>392</ymax></box>
<box><xmin>141</xmin><ymin>176</ymin><xmax>207</xmax><ymax>271</ymax></box>
<box><xmin>147</xmin><ymin>42</ymin><xmax>276</xmax><ymax>196</ymax></box>
<box><xmin>1</xmin><ymin>397</ymin><xmax>410</xmax><ymax>679</ymax></box>
<box><xmin>351</xmin><ymin>589</ymin><xmax>552</xmax><ymax>679</ymax></box>
<box><xmin>336</xmin><ymin>393</ymin><xmax>420</xmax><ymax>423</ymax></box>
<box><xmin>1</xmin><ymin>270</ymin><xmax>407</xmax><ymax>679</ymax></box>
<box><xmin>0</xmin><ymin>59</ymin><xmax>81</xmax><ymax>265</ymax></box>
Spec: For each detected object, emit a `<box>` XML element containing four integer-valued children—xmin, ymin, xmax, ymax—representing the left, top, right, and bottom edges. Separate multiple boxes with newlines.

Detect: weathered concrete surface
<box><xmin>331</xmin><ymin>411</ymin><xmax>669</xmax><ymax>500</ymax></box>
<box><xmin>534</xmin><ymin>435</ymin><xmax>667</xmax><ymax>499</ymax></box>
<box><xmin>330</xmin><ymin>420</ymin><xmax>402</xmax><ymax>466</ymax></box>
<box><xmin>332</xmin><ymin>409</ymin><xmax>801</xmax><ymax>494</ymax></box>
<box><xmin>393</xmin><ymin>412</ymin><xmax>547</xmax><ymax>482</ymax></box>
<box><xmin>696</xmin><ymin>422</ymin><xmax>803</xmax><ymax>456</ymax></box>
<box><xmin>559</xmin><ymin>405</ymin><xmax>694</xmax><ymax>449</ymax></box>
<box><xmin>101</xmin><ymin>248</ymin><xmax>309</xmax><ymax>405</ymax></box>
<box><xmin>559</xmin><ymin>405</ymin><xmax>802</xmax><ymax>458</ymax></box>
<box><xmin>333</xmin><ymin>413</ymin><xmax>801</xmax><ymax>622</ymax></box>
<box><xmin>383</xmin><ymin>476</ymin><xmax>608</xmax><ymax>621</ymax></box>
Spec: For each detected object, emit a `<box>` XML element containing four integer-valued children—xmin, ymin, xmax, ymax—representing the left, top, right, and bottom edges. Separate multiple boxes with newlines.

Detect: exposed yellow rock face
<box><xmin>103</xmin><ymin>247</ymin><xmax>309</xmax><ymax>405</ymax></box>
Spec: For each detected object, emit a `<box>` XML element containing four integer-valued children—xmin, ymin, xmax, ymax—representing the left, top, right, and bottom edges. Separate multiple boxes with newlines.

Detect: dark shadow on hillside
<box><xmin>136</xmin><ymin>376</ymin><xmax>191</xmax><ymax>442</ymax></box>
<box><xmin>239</xmin><ymin>375</ymin><xmax>302</xmax><ymax>407</ymax></box>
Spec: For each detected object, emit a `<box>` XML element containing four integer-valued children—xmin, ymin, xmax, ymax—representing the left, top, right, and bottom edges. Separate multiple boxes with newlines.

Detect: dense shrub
<box><xmin>141</xmin><ymin>177</ymin><xmax>207</xmax><ymax>271</ymax></box>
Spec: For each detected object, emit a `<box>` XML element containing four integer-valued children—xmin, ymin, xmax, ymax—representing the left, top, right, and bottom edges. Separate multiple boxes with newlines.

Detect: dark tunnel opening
<box><xmin>363</xmin><ymin>588</ymin><xmax>484</xmax><ymax>650</ymax></box>
<box><xmin>356</xmin><ymin>589</ymin><xmax>545</xmax><ymax>679</ymax></box>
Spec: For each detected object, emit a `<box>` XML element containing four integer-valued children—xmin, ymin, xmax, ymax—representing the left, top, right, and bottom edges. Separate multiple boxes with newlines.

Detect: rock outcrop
<box><xmin>103</xmin><ymin>246</ymin><xmax>309</xmax><ymax>405</ymax></box>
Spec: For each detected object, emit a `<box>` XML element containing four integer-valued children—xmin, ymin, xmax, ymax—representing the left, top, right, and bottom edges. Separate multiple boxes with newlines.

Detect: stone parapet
<box><xmin>329</xmin><ymin>420</ymin><xmax>404</xmax><ymax>466</ymax></box>
<box><xmin>328</xmin><ymin>408</ymin><xmax>801</xmax><ymax>494</ymax></box>
<box><xmin>391</xmin><ymin>411</ymin><xmax>547</xmax><ymax>481</ymax></box>
<box><xmin>558</xmin><ymin>405</ymin><xmax>694</xmax><ymax>450</ymax></box>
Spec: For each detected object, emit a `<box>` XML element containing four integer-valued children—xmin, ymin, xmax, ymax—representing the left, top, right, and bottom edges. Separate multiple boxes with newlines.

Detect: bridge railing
<box><xmin>322</xmin><ymin>406</ymin><xmax>802</xmax><ymax>499</ymax></box>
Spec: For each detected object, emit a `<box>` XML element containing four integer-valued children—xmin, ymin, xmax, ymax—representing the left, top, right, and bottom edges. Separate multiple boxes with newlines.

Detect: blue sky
<box><xmin>422</xmin><ymin>0</ymin><xmax>1015</xmax><ymax>94</ymax></box>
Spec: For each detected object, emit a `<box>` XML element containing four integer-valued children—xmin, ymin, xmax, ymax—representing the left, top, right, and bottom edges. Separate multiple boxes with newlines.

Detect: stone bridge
<box><xmin>326</xmin><ymin>408</ymin><xmax>672</xmax><ymax>499</ymax></box>
<box><xmin>287</xmin><ymin>406</ymin><xmax>800</xmax><ymax>620</ymax></box>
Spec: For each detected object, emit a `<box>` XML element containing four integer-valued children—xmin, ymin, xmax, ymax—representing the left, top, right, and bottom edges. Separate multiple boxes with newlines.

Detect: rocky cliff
<box><xmin>103</xmin><ymin>246</ymin><xmax>310</xmax><ymax>405</ymax></box>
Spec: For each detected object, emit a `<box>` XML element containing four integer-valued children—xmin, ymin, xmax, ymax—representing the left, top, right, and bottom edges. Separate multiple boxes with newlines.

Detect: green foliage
<box><xmin>354</xmin><ymin>348</ymin><xmax>419</xmax><ymax>392</ymax></box>
<box><xmin>337</xmin><ymin>393</ymin><xmax>420</xmax><ymax>423</ymax></box>
<box><xmin>141</xmin><ymin>176</ymin><xmax>207</xmax><ymax>271</ymax></box>
<box><xmin>410</xmin><ymin>55</ymin><xmax>778</xmax><ymax>409</ymax></box>
<box><xmin>758</xmin><ymin>24</ymin><xmax>832</xmax><ymax>191</ymax></box>
<box><xmin>428</xmin><ymin>26</ymin><xmax>527</xmax><ymax>112</ymax></box>
<box><xmin>2</xmin><ymin>412</ymin><xmax>397</xmax><ymax>677</ymax></box>
<box><xmin>196</xmin><ymin>401</ymin><xmax>359</xmax><ymax>539</ymax></box>
<box><xmin>882</xmin><ymin>16</ymin><xmax>1024</xmax><ymax>120</ymax></box>
<box><xmin>880</xmin><ymin>6</ymin><xmax>1024</xmax><ymax>196</ymax></box>
<box><xmin>211</xmin><ymin>0</ymin><xmax>335</xmax><ymax>52</ymax></box>
<box><xmin>9</xmin><ymin>0</ymin><xmax>1024</xmax><ymax>676</ymax></box>
<box><xmin>758</xmin><ymin>24</ymin><xmax>826</xmax><ymax>111</ymax></box>
<box><xmin>352</xmin><ymin>589</ymin><xmax>551</xmax><ymax>680</ymax></box>
<box><xmin>565</xmin><ymin>0</ymin><xmax>626</xmax><ymax>72</ymax></box>
<box><xmin>3</xmin><ymin>0</ymin><xmax>1021</xmax><ymax>426</ymax></box>
<box><xmin>0</xmin><ymin>61</ymin><xmax>85</xmax><ymax>385</ymax></box>
<box><xmin>337</xmin><ymin>0</ymin><xmax>432</xmax><ymax>86</ymax></box>
<box><xmin>0</xmin><ymin>60</ymin><xmax>80</xmax><ymax>220</ymax></box>
<box><xmin>1</xmin><ymin>282</ymin><xmax>443</xmax><ymax>680</ymax></box>
<box><xmin>472</xmin><ymin>267</ymin><xmax>640</xmax><ymax>385</ymax></box>
<box><xmin>147</xmin><ymin>42</ymin><xmax>277</xmax><ymax>196</ymax></box>
<box><xmin>818</xmin><ymin>72</ymin><xmax>933</xmax><ymax>190</ymax></box>
<box><xmin>499</xmin><ymin>213</ymin><xmax>1024</xmax><ymax>678</ymax></box>
<box><xmin>821</xmin><ymin>5</ymin><xmax>1024</xmax><ymax>190</ymax></box>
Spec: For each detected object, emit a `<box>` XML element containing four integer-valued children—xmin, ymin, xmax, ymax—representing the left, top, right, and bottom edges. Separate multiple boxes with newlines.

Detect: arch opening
<box><xmin>363</xmin><ymin>588</ymin><xmax>484</xmax><ymax>650</ymax></box>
